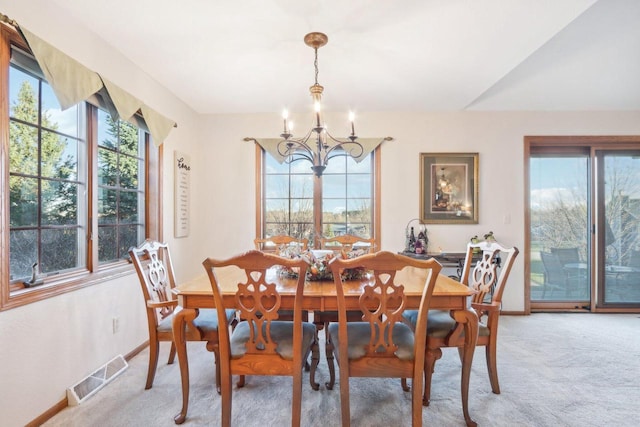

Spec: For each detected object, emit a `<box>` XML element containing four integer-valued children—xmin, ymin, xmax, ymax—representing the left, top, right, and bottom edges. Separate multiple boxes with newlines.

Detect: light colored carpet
<box><xmin>43</xmin><ymin>313</ymin><xmax>640</xmax><ymax>426</ymax></box>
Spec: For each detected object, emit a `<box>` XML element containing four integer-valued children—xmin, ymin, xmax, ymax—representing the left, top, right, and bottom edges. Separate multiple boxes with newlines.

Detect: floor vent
<box><xmin>67</xmin><ymin>354</ymin><xmax>128</xmax><ymax>406</ymax></box>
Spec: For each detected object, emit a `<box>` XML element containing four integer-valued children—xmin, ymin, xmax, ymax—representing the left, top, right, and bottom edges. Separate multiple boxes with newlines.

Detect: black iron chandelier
<box><xmin>251</xmin><ymin>32</ymin><xmax>366</xmax><ymax>177</ymax></box>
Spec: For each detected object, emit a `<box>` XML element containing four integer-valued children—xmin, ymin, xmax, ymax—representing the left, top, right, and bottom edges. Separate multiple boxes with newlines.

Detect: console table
<box><xmin>400</xmin><ymin>251</ymin><xmax>469</xmax><ymax>279</ymax></box>
<box><xmin>400</xmin><ymin>250</ymin><xmax>500</xmax><ymax>280</ymax></box>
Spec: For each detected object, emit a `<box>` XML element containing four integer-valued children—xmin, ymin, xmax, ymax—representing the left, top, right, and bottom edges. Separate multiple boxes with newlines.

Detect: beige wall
<box><xmin>199</xmin><ymin>110</ymin><xmax>640</xmax><ymax>314</ymax></box>
<box><xmin>2</xmin><ymin>1</ymin><xmax>640</xmax><ymax>426</ymax></box>
<box><xmin>0</xmin><ymin>2</ymin><xmax>204</xmax><ymax>426</ymax></box>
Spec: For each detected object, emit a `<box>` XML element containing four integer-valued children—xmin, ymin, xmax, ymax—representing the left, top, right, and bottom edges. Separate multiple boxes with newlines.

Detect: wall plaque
<box><xmin>174</xmin><ymin>151</ymin><xmax>190</xmax><ymax>237</ymax></box>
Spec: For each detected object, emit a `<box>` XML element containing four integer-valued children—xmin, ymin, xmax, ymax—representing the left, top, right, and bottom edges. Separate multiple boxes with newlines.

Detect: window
<box><xmin>1</xmin><ymin>25</ymin><xmax>160</xmax><ymax>310</ymax></box>
<box><xmin>263</xmin><ymin>154</ymin><xmax>314</xmax><ymax>238</ymax></box>
<box><xmin>258</xmin><ymin>146</ymin><xmax>380</xmax><ymax>247</ymax></box>
<box><xmin>96</xmin><ymin>109</ymin><xmax>146</xmax><ymax>263</ymax></box>
<box><xmin>9</xmin><ymin>52</ymin><xmax>87</xmax><ymax>279</ymax></box>
<box><xmin>321</xmin><ymin>154</ymin><xmax>373</xmax><ymax>238</ymax></box>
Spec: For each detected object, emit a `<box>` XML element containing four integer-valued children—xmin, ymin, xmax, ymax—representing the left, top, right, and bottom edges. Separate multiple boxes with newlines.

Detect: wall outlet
<box><xmin>112</xmin><ymin>317</ymin><xmax>119</xmax><ymax>334</ymax></box>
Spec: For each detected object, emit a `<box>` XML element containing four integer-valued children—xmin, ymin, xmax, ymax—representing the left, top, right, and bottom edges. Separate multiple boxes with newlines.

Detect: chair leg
<box><xmin>411</xmin><ymin>371</ymin><xmax>424</xmax><ymax>427</ymax></box>
<box><xmin>340</xmin><ymin>371</ymin><xmax>351</xmax><ymax>427</ymax></box>
<box><xmin>309</xmin><ymin>337</ymin><xmax>320</xmax><ymax>390</ymax></box>
<box><xmin>237</xmin><ymin>375</ymin><xmax>245</xmax><ymax>388</ymax></box>
<box><xmin>220</xmin><ymin>372</ymin><xmax>233</xmax><ymax>427</ymax></box>
<box><xmin>168</xmin><ymin>341</ymin><xmax>177</xmax><ymax>364</ymax></box>
<box><xmin>214</xmin><ymin>349</ymin><xmax>222</xmax><ymax>395</ymax></box>
<box><xmin>205</xmin><ymin>341</ymin><xmax>223</xmax><ymax>395</ymax></box>
<box><xmin>401</xmin><ymin>377</ymin><xmax>410</xmax><ymax>392</ymax></box>
<box><xmin>146</xmin><ymin>339</ymin><xmax>160</xmax><ymax>390</ymax></box>
<box><xmin>423</xmin><ymin>348</ymin><xmax>442</xmax><ymax>406</ymax></box>
<box><xmin>293</xmin><ymin>361</ymin><xmax>303</xmax><ymax>427</ymax></box>
<box><xmin>324</xmin><ymin>323</ymin><xmax>336</xmax><ymax>390</ymax></box>
<box><xmin>486</xmin><ymin>340</ymin><xmax>500</xmax><ymax>394</ymax></box>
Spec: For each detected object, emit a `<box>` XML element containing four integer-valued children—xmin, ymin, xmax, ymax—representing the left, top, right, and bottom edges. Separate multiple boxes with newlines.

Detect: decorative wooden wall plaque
<box><xmin>174</xmin><ymin>151</ymin><xmax>191</xmax><ymax>237</ymax></box>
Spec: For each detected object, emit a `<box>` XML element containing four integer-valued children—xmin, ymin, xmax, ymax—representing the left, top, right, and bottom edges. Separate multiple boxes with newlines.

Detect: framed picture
<box><xmin>419</xmin><ymin>152</ymin><xmax>478</xmax><ymax>224</ymax></box>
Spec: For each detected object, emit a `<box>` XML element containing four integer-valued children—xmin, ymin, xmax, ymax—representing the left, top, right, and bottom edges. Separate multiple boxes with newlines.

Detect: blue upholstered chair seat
<box><xmin>327</xmin><ymin>321</ymin><xmax>416</xmax><ymax>361</ymax></box>
<box><xmin>230</xmin><ymin>320</ymin><xmax>317</xmax><ymax>359</ymax></box>
<box><xmin>157</xmin><ymin>308</ymin><xmax>236</xmax><ymax>333</ymax></box>
<box><xmin>402</xmin><ymin>309</ymin><xmax>490</xmax><ymax>338</ymax></box>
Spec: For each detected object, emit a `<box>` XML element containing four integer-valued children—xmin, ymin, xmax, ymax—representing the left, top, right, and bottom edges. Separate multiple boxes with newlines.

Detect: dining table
<box><xmin>171</xmin><ymin>267</ymin><xmax>479</xmax><ymax>426</ymax></box>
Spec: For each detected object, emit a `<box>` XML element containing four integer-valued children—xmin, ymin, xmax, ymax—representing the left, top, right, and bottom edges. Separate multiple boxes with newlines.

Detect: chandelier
<box><xmin>264</xmin><ymin>32</ymin><xmax>366</xmax><ymax>177</ymax></box>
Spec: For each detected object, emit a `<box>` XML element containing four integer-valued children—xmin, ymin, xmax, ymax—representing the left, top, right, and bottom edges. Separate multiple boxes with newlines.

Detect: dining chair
<box><xmin>320</xmin><ymin>234</ymin><xmax>376</xmax><ymax>253</ymax></box>
<box><xmin>403</xmin><ymin>240</ymin><xmax>518</xmax><ymax>407</ymax></box>
<box><xmin>203</xmin><ymin>250</ymin><xmax>320</xmax><ymax>427</ymax></box>
<box><xmin>628</xmin><ymin>249</ymin><xmax>640</xmax><ymax>269</ymax></box>
<box><xmin>540</xmin><ymin>251</ymin><xmax>584</xmax><ymax>298</ymax></box>
<box><xmin>254</xmin><ymin>234</ymin><xmax>312</xmax><ymax>369</ymax></box>
<box><xmin>540</xmin><ymin>251</ymin><xmax>564</xmax><ymax>298</ymax></box>
<box><xmin>550</xmin><ymin>246</ymin><xmax>580</xmax><ymax>265</ymax></box>
<box><xmin>316</xmin><ymin>234</ymin><xmax>376</xmax><ymax>389</ymax></box>
<box><xmin>129</xmin><ymin>239</ymin><xmax>237</xmax><ymax>392</ymax></box>
<box><xmin>254</xmin><ymin>235</ymin><xmax>309</xmax><ymax>253</ymax></box>
<box><xmin>328</xmin><ymin>251</ymin><xmax>442</xmax><ymax>427</ymax></box>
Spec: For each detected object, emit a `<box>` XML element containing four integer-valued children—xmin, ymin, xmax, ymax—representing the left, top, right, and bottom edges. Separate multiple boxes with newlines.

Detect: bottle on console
<box><xmin>417</xmin><ymin>226</ymin><xmax>428</xmax><ymax>254</ymax></box>
<box><xmin>409</xmin><ymin>227</ymin><xmax>416</xmax><ymax>253</ymax></box>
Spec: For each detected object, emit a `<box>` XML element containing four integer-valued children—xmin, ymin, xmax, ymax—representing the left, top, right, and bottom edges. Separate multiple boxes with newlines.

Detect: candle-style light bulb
<box><xmin>349</xmin><ymin>111</ymin><xmax>355</xmax><ymax>136</ymax></box>
<box><xmin>314</xmin><ymin>101</ymin><xmax>321</xmax><ymax>128</ymax></box>
<box><xmin>282</xmin><ymin>109</ymin><xmax>289</xmax><ymax>133</ymax></box>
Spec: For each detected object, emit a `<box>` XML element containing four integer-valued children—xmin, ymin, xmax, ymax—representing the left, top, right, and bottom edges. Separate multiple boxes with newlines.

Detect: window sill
<box><xmin>2</xmin><ymin>263</ymin><xmax>135</xmax><ymax>311</ymax></box>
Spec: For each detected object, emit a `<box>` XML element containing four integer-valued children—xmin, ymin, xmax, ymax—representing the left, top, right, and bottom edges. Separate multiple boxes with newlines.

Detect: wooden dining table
<box><xmin>172</xmin><ymin>268</ymin><xmax>479</xmax><ymax>426</ymax></box>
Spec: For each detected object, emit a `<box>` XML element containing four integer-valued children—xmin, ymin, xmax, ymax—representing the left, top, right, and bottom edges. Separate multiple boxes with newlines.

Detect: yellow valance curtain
<box><xmin>253</xmin><ymin>137</ymin><xmax>391</xmax><ymax>164</ymax></box>
<box><xmin>18</xmin><ymin>26</ymin><xmax>176</xmax><ymax>145</ymax></box>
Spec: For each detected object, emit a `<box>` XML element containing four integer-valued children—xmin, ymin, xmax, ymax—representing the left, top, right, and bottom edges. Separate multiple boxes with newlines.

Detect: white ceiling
<box><xmin>49</xmin><ymin>0</ymin><xmax>640</xmax><ymax>115</ymax></box>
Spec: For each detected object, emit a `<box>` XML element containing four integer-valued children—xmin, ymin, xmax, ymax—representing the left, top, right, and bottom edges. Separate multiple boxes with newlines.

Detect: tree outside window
<box><xmin>97</xmin><ymin>109</ymin><xmax>145</xmax><ymax>263</ymax></box>
<box><xmin>9</xmin><ymin>64</ymin><xmax>85</xmax><ymax>280</ymax></box>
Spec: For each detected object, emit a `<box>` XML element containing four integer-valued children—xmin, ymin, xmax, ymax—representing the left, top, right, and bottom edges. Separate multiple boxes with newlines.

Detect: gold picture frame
<box><xmin>419</xmin><ymin>153</ymin><xmax>478</xmax><ymax>224</ymax></box>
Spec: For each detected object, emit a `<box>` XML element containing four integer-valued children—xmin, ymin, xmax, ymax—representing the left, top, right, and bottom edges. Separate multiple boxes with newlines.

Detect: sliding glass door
<box><xmin>529</xmin><ymin>151</ymin><xmax>591</xmax><ymax>307</ymax></box>
<box><xmin>597</xmin><ymin>151</ymin><xmax>640</xmax><ymax>306</ymax></box>
<box><xmin>526</xmin><ymin>137</ymin><xmax>640</xmax><ymax>312</ymax></box>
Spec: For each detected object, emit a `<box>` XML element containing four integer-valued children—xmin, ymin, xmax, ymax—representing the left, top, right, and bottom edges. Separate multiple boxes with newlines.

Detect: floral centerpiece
<box><xmin>305</xmin><ymin>250</ymin><xmax>335</xmax><ymax>281</ymax></box>
<box><xmin>277</xmin><ymin>244</ymin><xmax>306</xmax><ymax>278</ymax></box>
<box><xmin>276</xmin><ymin>246</ymin><xmax>370</xmax><ymax>281</ymax></box>
<box><xmin>339</xmin><ymin>248</ymin><xmax>369</xmax><ymax>280</ymax></box>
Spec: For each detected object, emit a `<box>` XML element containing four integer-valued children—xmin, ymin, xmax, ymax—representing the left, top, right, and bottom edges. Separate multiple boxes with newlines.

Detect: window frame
<box><xmin>0</xmin><ymin>23</ymin><xmax>162</xmax><ymax>311</ymax></box>
<box><xmin>255</xmin><ymin>143</ymin><xmax>381</xmax><ymax>249</ymax></box>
